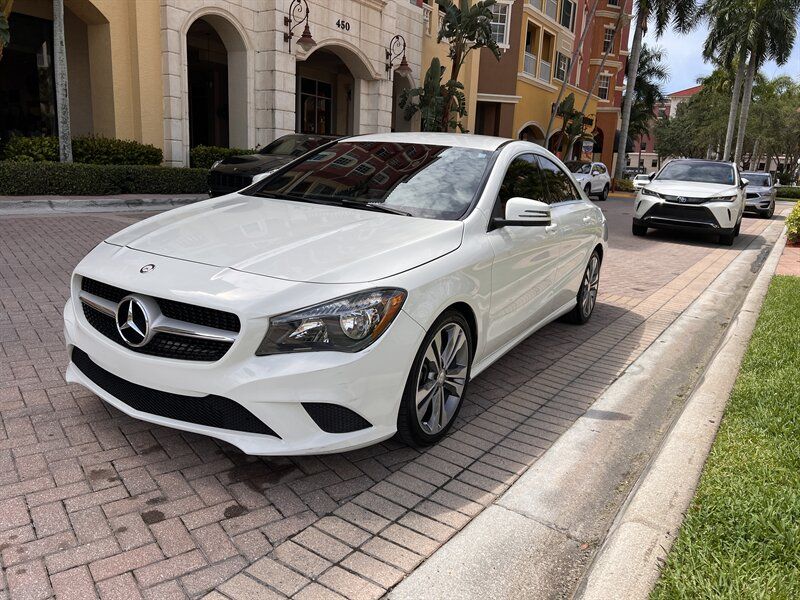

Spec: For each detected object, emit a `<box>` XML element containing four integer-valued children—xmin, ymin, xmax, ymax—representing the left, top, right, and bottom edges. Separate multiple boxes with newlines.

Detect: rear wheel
<box><xmin>599</xmin><ymin>184</ymin><xmax>609</xmax><ymax>201</ymax></box>
<box><xmin>562</xmin><ymin>251</ymin><xmax>601</xmax><ymax>325</ymax></box>
<box><xmin>397</xmin><ymin>311</ymin><xmax>473</xmax><ymax>447</ymax></box>
<box><xmin>632</xmin><ymin>222</ymin><xmax>647</xmax><ymax>236</ymax></box>
<box><xmin>584</xmin><ymin>184</ymin><xmax>592</xmax><ymax>198</ymax></box>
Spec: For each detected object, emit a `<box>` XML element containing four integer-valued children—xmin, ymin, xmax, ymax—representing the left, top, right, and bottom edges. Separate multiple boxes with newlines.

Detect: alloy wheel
<box><xmin>415</xmin><ymin>322</ymin><xmax>469</xmax><ymax>435</ymax></box>
<box><xmin>581</xmin><ymin>254</ymin><xmax>600</xmax><ymax>318</ymax></box>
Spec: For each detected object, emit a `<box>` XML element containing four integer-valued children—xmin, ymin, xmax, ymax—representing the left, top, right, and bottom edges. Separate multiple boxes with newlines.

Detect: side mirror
<box><xmin>493</xmin><ymin>197</ymin><xmax>551</xmax><ymax>228</ymax></box>
<box><xmin>740</xmin><ymin>178</ymin><xmax>749</xmax><ymax>189</ymax></box>
<box><xmin>647</xmin><ymin>173</ymin><xmax>655</xmax><ymax>180</ymax></box>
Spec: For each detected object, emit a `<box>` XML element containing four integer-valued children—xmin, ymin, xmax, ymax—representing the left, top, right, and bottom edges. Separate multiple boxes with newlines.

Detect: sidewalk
<box><xmin>0</xmin><ymin>193</ymin><xmax>208</xmax><ymax>214</ymax></box>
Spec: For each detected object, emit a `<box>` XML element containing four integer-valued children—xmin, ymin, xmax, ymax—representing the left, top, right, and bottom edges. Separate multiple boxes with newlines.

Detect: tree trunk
<box><xmin>579</xmin><ymin>6</ymin><xmax>626</xmax><ymax>116</ymax></box>
<box><xmin>613</xmin><ymin>10</ymin><xmax>645</xmax><ymax>183</ymax></box>
<box><xmin>722</xmin><ymin>48</ymin><xmax>746</xmax><ymax>162</ymax></box>
<box><xmin>749</xmin><ymin>137</ymin><xmax>759</xmax><ymax>170</ymax></box>
<box><xmin>733</xmin><ymin>48</ymin><xmax>757</xmax><ymax>166</ymax></box>
<box><xmin>440</xmin><ymin>42</ymin><xmax>463</xmax><ymax>132</ymax></box>
<box><xmin>544</xmin><ymin>0</ymin><xmax>600</xmax><ymax>140</ymax></box>
<box><xmin>53</xmin><ymin>0</ymin><xmax>72</xmax><ymax>163</ymax></box>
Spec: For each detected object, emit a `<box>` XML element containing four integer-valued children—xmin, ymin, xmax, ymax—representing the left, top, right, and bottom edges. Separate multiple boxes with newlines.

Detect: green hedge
<box><xmin>1</xmin><ymin>135</ymin><xmax>162</xmax><ymax>165</ymax></box>
<box><xmin>776</xmin><ymin>186</ymin><xmax>800</xmax><ymax>200</ymax></box>
<box><xmin>190</xmin><ymin>145</ymin><xmax>257</xmax><ymax>169</ymax></box>
<box><xmin>786</xmin><ymin>202</ymin><xmax>800</xmax><ymax>243</ymax></box>
<box><xmin>0</xmin><ymin>161</ymin><xmax>207</xmax><ymax>196</ymax></box>
<box><xmin>614</xmin><ymin>178</ymin><xmax>635</xmax><ymax>193</ymax></box>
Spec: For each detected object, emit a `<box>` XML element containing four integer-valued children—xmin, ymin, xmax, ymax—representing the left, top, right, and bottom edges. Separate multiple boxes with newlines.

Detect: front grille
<box><xmin>80</xmin><ymin>277</ymin><xmax>240</xmax><ymax>362</ymax></box>
<box><xmin>660</xmin><ymin>194</ymin><xmax>708</xmax><ymax>205</ymax></box>
<box><xmin>302</xmin><ymin>403</ymin><xmax>372</xmax><ymax>434</ymax></box>
<box><xmin>643</xmin><ymin>203</ymin><xmax>720</xmax><ymax>228</ymax></box>
<box><xmin>71</xmin><ymin>347</ymin><xmax>278</xmax><ymax>437</ymax></box>
<box><xmin>746</xmin><ymin>192</ymin><xmax>760</xmax><ymax>199</ymax></box>
<box><xmin>208</xmin><ymin>171</ymin><xmax>253</xmax><ymax>194</ymax></box>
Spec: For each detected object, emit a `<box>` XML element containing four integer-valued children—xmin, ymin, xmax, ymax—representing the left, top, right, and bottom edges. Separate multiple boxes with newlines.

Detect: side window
<box><xmin>537</xmin><ymin>156</ymin><xmax>580</xmax><ymax>203</ymax></box>
<box><xmin>497</xmin><ymin>154</ymin><xmax>548</xmax><ymax>213</ymax></box>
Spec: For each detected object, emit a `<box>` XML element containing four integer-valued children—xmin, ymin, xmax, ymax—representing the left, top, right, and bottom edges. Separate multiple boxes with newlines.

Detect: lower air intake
<box><xmin>302</xmin><ymin>403</ymin><xmax>372</xmax><ymax>434</ymax></box>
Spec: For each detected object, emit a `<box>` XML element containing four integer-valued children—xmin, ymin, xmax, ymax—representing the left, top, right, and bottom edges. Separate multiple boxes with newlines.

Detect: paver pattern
<box><xmin>0</xmin><ymin>201</ymin><xmax>785</xmax><ymax>599</ymax></box>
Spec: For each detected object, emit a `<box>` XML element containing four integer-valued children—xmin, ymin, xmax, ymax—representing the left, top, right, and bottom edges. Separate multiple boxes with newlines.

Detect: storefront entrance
<box><xmin>296</xmin><ymin>49</ymin><xmax>355</xmax><ymax>136</ymax></box>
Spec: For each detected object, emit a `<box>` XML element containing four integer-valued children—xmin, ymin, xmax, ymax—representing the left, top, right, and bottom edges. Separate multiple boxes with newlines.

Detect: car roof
<box><xmin>666</xmin><ymin>158</ymin><xmax>736</xmax><ymax>167</ymax></box>
<box><xmin>344</xmin><ymin>132</ymin><xmax>510</xmax><ymax>151</ymax></box>
<box><xmin>742</xmin><ymin>171</ymin><xmax>769</xmax><ymax>175</ymax></box>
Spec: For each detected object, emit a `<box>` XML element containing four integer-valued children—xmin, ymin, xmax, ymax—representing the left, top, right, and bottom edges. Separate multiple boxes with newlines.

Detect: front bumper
<box><xmin>63</xmin><ymin>248</ymin><xmax>426</xmax><ymax>456</ymax></box>
<box><xmin>744</xmin><ymin>196</ymin><xmax>773</xmax><ymax>213</ymax></box>
<box><xmin>634</xmin><ymin>196</ymin><xmax>739</xmax><ymax>233</ymax></box>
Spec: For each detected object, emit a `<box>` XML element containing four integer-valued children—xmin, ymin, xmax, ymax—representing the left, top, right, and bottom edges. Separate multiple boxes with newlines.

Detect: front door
<box><xmin>298</xmin><ymin>77</ymin><xmax>333</xmax><ymax>135</ymax></box>
<box><xmin>485</xmin><ymin>154</ymin><xmax>561</xmax><ymax>357</ymax></box>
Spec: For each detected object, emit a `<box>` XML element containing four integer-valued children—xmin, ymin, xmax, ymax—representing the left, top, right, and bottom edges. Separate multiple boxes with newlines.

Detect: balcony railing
<box><xmin>523</xmin><ymin>52</ymin><xmax>538</xmax><ymax>76</ymax></box>
<box><xmin>422</xmin><ymin>4</ymin><xmax>432</xmax><ymax>36</ymax></box>
<box><xmin>539</xmin><ymin>59</ymin><xmax>551</xmax><ymax>82</ymax></box>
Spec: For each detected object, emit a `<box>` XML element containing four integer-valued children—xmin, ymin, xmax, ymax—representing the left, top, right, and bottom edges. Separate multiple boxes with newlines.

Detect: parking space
<box><xmin>0</xmin><ymin>200</ymin><xmax>785</xmax><ymax>599</ymax></box>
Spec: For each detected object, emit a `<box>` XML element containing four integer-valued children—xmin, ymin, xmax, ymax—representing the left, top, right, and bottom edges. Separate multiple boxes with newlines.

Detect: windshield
<box><xmin>656</xmin><ymin>161</ymin><xmax>736</xmax><ymax>185</ymax></box>
<box><xmin>743</xmin><ymin>173</ymin><xmax>771</xmax><ymax>187</ymax></box>
<box><xmin>259</xmin><ymin>135</ymin><xmax>332</xmax><ymax>157</ymax></box>
<box><xmin>565</xmin><ymin>161</ymin><xmax>592</xmax><ymax>174</ymax></box>
<box><xmin>249</xmin><ymin>141</ymin><xmax>494</xmax><ymax>220</ymax></box>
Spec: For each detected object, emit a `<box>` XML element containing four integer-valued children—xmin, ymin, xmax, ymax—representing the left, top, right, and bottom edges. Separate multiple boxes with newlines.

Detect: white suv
<box><xmin>565</xmin><ymin>161</ymin><xmax>611</xmax><ymax>201</ymax></box>
<box><xmin>633</xmin><ymin>159</ymin><xmax>746</xmax><ymax>246</ymax></box>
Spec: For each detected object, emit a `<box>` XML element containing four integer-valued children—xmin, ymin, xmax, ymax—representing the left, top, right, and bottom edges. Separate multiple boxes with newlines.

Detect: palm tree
<box><xmin>613</xmin><ymin>0</ymin><xmax>699</xmax><ymax>184</ymax></box>
<box><xmin>544</xmin><ymin>0</ymin><xmax>601</xmax><ymax>141</ymax></box>
<box><xmin>53</xmin><ymin>0</ymin><xmax>72</xmax><ymax>162</ymax></box>
<box><xmin>627</xmin><ymin>45</ymin><xmax>668</xmax><ymax>161</ymax></box>
<box><xmin>730</xmin><ymin>0</ymin><xmax>799</xmax><ymax>165</ymax></box>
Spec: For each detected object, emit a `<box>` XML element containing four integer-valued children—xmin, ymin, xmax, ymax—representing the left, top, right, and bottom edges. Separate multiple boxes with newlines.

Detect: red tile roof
<box><xmin>668</xmin><ymin>85</ymin><xmax>703</xmax><ymax>98</ymax></box>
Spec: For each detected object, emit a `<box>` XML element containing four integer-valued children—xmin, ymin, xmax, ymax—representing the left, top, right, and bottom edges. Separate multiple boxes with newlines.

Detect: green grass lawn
<box><xmin>652</xmin><ymin>275</ymin><xmax>800</xmax><ymax>599</ymax></box>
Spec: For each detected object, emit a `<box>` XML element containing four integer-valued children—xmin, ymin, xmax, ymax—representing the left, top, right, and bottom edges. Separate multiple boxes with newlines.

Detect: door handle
<box><xmin>545</xmin><ymin>224</ymin><xmax>558</xmax><ymax>234</ymax></box>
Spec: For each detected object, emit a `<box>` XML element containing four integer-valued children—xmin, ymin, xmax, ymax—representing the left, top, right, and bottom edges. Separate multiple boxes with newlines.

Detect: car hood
<box><xmin>105</xmin><ymin>195</ymin><xmax>464</xmax><ymax>284</ymax></box>
<box><xmin>644</xmin><ymin>180</ymin><xmax>739</xmax><ymax>198</ymax></box>
<box><xmin>746</xmin><ymin>185</ymin><xmax>772</xmax><ymax>194</ymax></box>
<box><xmin>214</xmin><ymin>154</ymin><xmax>292</xmax><ymax>175</ymax></box>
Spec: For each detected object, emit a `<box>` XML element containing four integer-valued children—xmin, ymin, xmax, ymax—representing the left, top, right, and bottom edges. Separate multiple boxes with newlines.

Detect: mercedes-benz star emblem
<box><xmin>140</xmin><ymin>264</ymin><xmax>155</xmax><ymax>273</ymax></box>
<box><xmin>116</xmin><ymin>296</ymin><xmax>151</xmax><ymax>347</ymax></box>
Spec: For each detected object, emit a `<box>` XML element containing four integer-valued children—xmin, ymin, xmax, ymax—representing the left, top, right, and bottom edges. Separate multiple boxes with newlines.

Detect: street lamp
<box><xmin>285</xmin><ymin>0</ymin><xmax>316</xmax><ymax>53</ymax></box>
<box><xmin>386</xmin><ymin>35</ymin><xmax>411</xmax><ymax>80</ymax></box>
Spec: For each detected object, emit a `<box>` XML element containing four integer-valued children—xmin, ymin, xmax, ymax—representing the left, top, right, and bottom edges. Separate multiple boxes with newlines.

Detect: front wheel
<box><xmin>632</xmin><ymin>222</ymin><xmax>647</xmax><ymax>236</ymax></box>
<box><xmin>761</xmin><ymin>203</ymin><xmax>774</xmax><ymax>219</ymax></box>
<box><xmin>397</xmin><ymin>311</ymin><xmax>473</xmax><ymax>447</ymax></box>
<box><xmin>719</xmin><ymin>231</ymin><xmax>735</xmax><ymax>246</ymax></box>
<box><xmin>562</xmin><ymin>250</ymin><xmax>601</xmax><ymax>325</ymax></box>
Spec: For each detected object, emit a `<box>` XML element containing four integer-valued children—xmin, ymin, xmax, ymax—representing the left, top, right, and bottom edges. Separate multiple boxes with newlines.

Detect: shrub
<box><xmin>1</xmin><ymin>135</ymin><xmax>162</xmax><ymax>165</ymax></box>
<box><xmin>786</xmin><ymin>202</ymin><xmax>800</xmax><ymax>243</ymax></box>
<box><xmin>190</xmin><ymin>145</ymin><xmax>257</xmax><ymax>169</ymax></box>
<box><xmin>776</xmin><ymin>186</ymin><xmax>800</xmax><ymax>200</ymax></box>
<box><xmin>0</xmin><ymin>161</ymin><xmax>207</xmax><ymax>196</ymax></box>
<box><xmin>614</xmin><ymin>178</ymin><xmax>635</xmax><ymax>193</ymax></box>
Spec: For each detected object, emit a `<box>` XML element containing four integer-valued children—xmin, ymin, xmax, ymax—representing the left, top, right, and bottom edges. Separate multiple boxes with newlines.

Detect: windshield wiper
<box><xmin>316</xmin><ymin>197</ymin><xmax>412</xmax><ymax>216</ymax></box>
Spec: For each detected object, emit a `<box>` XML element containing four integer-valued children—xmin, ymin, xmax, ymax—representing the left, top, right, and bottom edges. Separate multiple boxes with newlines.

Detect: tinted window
<box><xmin>743</xmin><ymin>173</ymin><xmax>771</xmax><ymax>187</ymax></box>
<box><xmin>250</xmin><ymin>141</ymin><xmax>494</xmax><ymax>220</ymax></box>
<box><xmin>538</xmin><ymin>156</ymin><xmax>580</xmax><ymax>203</ymax></box>
<box><xmin>565</xmin><ymin>161</ymin><xmax>591</xmax><ymax>174</ymax></box>
<box><xmin>657</xmin><ymin>161</ymin><xmax>736</xmax><ymax>185</ymax></box>
<box><xmin>259</xmin><ymin>134</ymin><xmax>332</xmax><ymax>157</ymax></box>
<box><xmin>498</xmin><ymin>154</ymin><xmax>547</xmax><ymax>211</ymax></box>
<box><xmin>596</xmin><ymin>164</ymin><xmax>607</xmax><ymax>174</ymax></box>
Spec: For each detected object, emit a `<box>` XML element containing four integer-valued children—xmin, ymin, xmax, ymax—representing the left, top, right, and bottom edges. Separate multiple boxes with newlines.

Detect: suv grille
<box><xmin>79</xmin><ymin>277</ymin><xmax>240</xmax><ymax>362</ymax></box>
<box><xmin>643</xmin><ymin>204</ymin><xmax>720</xmax><ymax>228</ymax></box>
<box><xmin>71</xmin><ymin>347</ymin><xmax>278</xmax><ymax>436</ymax></box>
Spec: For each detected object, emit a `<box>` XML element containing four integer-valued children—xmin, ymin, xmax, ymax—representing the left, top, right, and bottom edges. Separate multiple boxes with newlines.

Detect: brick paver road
<box><xmin>0</xmin><ymin>200</ymin><xmax>784</xmax><ymax>600</ymax></box>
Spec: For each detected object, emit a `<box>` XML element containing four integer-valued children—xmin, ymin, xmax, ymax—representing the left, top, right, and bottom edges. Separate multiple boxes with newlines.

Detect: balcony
<box><xmin>422</xmin><ymin>4</ymin><xmax>432</xmax><ymax>36</ymax></box>
<box><xmin>524</xmin><ymin>52</ymin><xmax>538</xmax><ymax>76</ymax></box>
<box><xmin>539</xmin><ymin>59</ymin><xmax>551</xmax><ymax>82</ymax></box>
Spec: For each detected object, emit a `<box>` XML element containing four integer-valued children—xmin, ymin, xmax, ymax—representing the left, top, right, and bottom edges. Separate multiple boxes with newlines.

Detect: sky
<box><xmin>635</xmin><ymin>22</ymin><xmax>800</xmax><ymax>94</ymax></box>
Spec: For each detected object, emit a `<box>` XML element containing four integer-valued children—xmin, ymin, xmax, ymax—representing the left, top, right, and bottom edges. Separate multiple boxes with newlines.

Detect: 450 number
<box><xmin>335</xmin><ymin>19</ymin><xmax>351</xmax><ymax>31</ymax></box>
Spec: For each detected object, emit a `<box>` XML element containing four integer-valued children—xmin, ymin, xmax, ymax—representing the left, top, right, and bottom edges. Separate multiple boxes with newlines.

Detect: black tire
<box><xmin>632</xmin><ymin>222</ymin><xmax>647</xmax><ymax>236</ymax></box>
<box><xmin>761</xmin><ymin>204</ymin><xmax>774</xmax><ymax>219</ymax></box>
<box><xmin>397</xmin><ymin>310</ymin><xmax>473</xmax><ymax>447</ymax></box>
<box><xmin>584</xmin><ymin>184</ymin><xmax>592</xmax><ymax>198</ymax></box>
<box><xmin>599</xmin><ymin>184</ymin><xmax>609</xmax><ymax>201</ymax></box>
<box><xmin>562</xmin><ymin>250</ymin><xmax>601</xmax><ymax>325</ymax></box>
<box><xmin>719</xmin><ymin>231</ymin><xmax>735</xmax><ymax>246</ymax></box>
<box><xmin>733</xmin><ymin>220</ymin><xmax>741</xmax><ymax>236</ymax></box>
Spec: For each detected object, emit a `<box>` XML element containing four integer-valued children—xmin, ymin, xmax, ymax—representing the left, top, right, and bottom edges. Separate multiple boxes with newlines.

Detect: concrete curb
<box><xmin>390</xmin><ymin>218</ymin><xmax>786</xmax><ymax>600</ymax></box>
<box><xmin>575</xmin><ymin>225</ymin><xmax>788</xmax><ymax>600</ymax></box>
<box><xmin>0</xmin><ymin>195</ymin><xmax>208</xmax><ymax>215</ymax></box>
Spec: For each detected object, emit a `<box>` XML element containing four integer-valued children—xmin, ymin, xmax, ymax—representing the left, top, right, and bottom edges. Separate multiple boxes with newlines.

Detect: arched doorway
<box><xmin>518</xmin><ymin>122</ymin><xmax>545</xmax><ymax>146</ymax></box>
<box><xmin>296</xmin><ymin>49</ymin><xmax>357</xmax><ymax>136</ymax></box>
<box><xmin>186</xmin><ymin>14</ymin><xmax>248</xmax><ymax>149</ymax></box>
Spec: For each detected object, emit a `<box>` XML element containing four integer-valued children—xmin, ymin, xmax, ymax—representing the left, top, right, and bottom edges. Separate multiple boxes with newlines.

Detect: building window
<box><xmin>597</xmin><ymin>74</ymin><xmax>611</xmax><ymax>100</ymax></box>
<box><xmin>560</xmin><ymin>0</ymin><xmax>576</xmax><ymax>31</ymax></box>
<box><xmin>490</xmin><ymin>2</ymin><xmax>512</xmax><ymax>48</ymax></box>
<box><xmin>603</xmin><ymin>27</ymin><xmax>615</xmax><ymax>53</ymax></box>
<box><xmin>651</xmin><ymin>158</ymin><xmax>658</xmax><ymax>167</ymax></box>
<box><xmin>555</xmin><ymin>53</ymin><xmax>571</xmax><ymax>81</ymax></box>
<box><xmin>608</xmin><ymin>0</ymin><xmax>620</xmax><ymax>6</ymax></box>
<box><xmin>641</xmin><ymin>141</ymin><xmax>648</xmax><ymax>152</ymax></box>
<box><xmin>299</xmin><ymin>78</ymin><xmax>333</xmax><ymax>135</ymax></box>
<box><xmin>545</xmin><ymin>0</ymin><xmax>558</xmax><ymax>20</ymax></box>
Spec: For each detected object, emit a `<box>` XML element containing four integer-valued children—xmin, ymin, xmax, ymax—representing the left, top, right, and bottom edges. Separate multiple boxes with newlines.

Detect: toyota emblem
<box><xmin>677</xmin><ymin>197</ymin><xmax>687</xmax><ymax>204</ymax></box>
<box><xmin>116</xmin><ymin>296</ymin><xmax>152</xmax><ymax>347</ymax></box>
<box><xmin>140</xmin><ymin>264</ymin><xmax>155</xmax><ymax>273</ymax></box>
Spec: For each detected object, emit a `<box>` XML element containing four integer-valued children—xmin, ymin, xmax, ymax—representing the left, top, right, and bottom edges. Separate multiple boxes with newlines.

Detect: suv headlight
<box><xmin>640</xmin><ymin>188</ymin><xmax>664</xmax><ymax>199</ymax></box>
<box><xmin>712</xmin><ymin>195</ymin><xmax>736</xmax><ymax>202</ymax></box>
<box><xmin>256</xmin><ymin>288</ymin><xmax>407</xmax><ymax>355</ymax></box>
<box><xmin>211</xmin><ymin>160</ymin><xmax>222</xmax><ymax>169</ymax></box>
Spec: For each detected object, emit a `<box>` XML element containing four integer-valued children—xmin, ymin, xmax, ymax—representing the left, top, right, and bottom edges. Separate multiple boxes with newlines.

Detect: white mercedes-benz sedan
<box><xmin>64</xmin><ymin>133</ymin><xmax>607</xmax><ymax>456</ymax></box>
<box><xmin>632</xmin><ymin>159</ymin><xmax>747</xmax><ymax>246</ymax></box>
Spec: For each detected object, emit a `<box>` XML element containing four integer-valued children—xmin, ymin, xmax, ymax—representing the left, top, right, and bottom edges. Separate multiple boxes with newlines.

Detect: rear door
<box><xmin>538</xmin><ymin>155</ymin><xmax>598</xmax><ymax>309</ymax></box>
<box><xmin>484</xmin><ymin>154</ymin><xmax>561</xmax><ymax>356</ymax></box>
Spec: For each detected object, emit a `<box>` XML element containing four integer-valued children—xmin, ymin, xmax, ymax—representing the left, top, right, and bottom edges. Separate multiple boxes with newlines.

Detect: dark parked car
<box><xmin>208</xmin><ymin>134</ymin><xmax>337</xmax><ymax>197</ymax></box>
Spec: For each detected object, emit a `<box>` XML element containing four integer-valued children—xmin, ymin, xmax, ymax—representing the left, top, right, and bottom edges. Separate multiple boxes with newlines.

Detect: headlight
<box><xmin>641</xmin><ymin>188</ymin><xmax>664</xmax><ymax>199</ymax></box>
<box><xmin>211</xmin><ymin>160</ymin><xmax>222</xmax><ymax>169</ymax></box>
<box><xmin>255</xmin><ymin>288</ymin><xmax>407</xmax><ymax>355</ymax></box>
<box><xmin>712</xmin><ymin>195</ymin><xmax>736</xmax><ymax>202</ymax></box>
